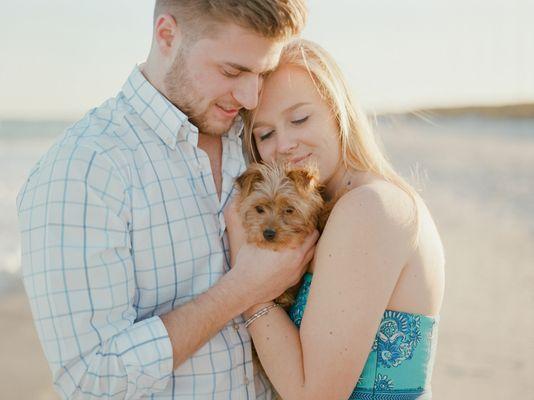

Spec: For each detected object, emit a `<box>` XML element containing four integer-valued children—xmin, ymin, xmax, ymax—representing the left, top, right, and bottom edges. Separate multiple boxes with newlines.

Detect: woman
<box><xmin>226</xmin><ymin>39</ymin><xmax>445</xmax><ymax>399</ymax></box>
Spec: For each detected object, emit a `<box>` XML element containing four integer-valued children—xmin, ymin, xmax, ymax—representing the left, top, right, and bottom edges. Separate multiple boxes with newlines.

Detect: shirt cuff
<box><xmin>114</xmin><ymin>315</ymin><xmax>174</xmax><ymax>396</ymax></box>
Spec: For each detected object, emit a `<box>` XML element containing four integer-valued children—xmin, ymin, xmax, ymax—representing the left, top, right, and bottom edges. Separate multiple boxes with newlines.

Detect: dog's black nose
<box><xmin>263</xmin><ymin>229</ymin><xmax>276</xmax><ymax>241</ymax></box>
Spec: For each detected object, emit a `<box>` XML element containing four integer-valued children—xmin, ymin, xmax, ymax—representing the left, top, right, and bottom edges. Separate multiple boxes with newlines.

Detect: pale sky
<box><xmin>1</xmin><ymin>0</ymin><xmax>534</xmax><ymax>119</ymax></box>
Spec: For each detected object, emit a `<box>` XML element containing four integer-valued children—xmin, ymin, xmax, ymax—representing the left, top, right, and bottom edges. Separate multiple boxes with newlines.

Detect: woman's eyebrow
<box><xmin>252</xmin><ymin>120</ymin><xmax>271</xmax><ymax>130</ymax></box>
<box><xmin>253</xmin><ymin>102</ymin><xmax>311</xmax><ymax>129</ymax></box>
<box><xmin>283</xmin><ymin>102</ymin><xmax>311</xmax><ymax>114</ymax></box>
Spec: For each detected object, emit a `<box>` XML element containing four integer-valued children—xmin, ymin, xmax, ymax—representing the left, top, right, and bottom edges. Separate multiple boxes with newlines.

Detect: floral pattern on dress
<box><xmin>374</xmin><ymin>374</ymin><xmax>394</xmax><ymax>391</ymax></box>
<box><xmin>289</xmin><ymin>276</ymin><xmax>436</xmax><ymax>400</ymax></box>
<box><xmin>372</xmin><ymin>311</ymin><xmax>421</xmax><ymax>368</ymax></box>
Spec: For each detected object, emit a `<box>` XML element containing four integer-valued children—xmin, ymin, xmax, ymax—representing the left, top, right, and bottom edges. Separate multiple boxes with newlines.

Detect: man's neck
<box><xmin>140</xmin><ymin>61</ymin><xmax>169</xmax><ymax>101</ymax></box>
<box><xmin>197</xmin><ymin>133</ymin><xmax>221</xmax><ymax>152</ymax></box>
<box><xmin>198</xmin><ymin>133</ymin><xmax>223</xmax><ymax>199</ymax></box>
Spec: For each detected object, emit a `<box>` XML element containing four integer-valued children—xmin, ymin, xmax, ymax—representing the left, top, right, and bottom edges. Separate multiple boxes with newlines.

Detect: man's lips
<box><xmin>216</xmin><ymin>104</ymin><xmax>239</xmax><ymax>118</ymax></box>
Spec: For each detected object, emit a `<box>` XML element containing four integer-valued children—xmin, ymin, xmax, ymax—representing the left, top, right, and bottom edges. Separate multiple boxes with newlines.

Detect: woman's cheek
<box><xmin>258</xmin><ymin>143</ymin><xmax>275</xmax><ymax>162</ymax></box>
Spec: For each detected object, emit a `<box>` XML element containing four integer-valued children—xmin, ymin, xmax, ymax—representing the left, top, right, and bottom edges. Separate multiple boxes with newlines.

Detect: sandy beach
<box><xmin>1</xmin><ymin>113</ymin><xmax>533</xmax><ymax>399</ymax></box>
<box><xmin>0</xmin><ymin>285</ymin><xmax>58</xmax><ymax>399</ymax></box>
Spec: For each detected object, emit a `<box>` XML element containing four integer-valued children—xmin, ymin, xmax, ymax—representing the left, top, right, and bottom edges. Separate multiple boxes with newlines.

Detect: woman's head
<box><xmin>245</xmin><ymin>57</ymin><xmax>343</xmax><ymax>187</ymax></box>
<box><xmin>242</xmin><ymin>39</ymin><xmax>417</xmax><ymax>200</ymax></box>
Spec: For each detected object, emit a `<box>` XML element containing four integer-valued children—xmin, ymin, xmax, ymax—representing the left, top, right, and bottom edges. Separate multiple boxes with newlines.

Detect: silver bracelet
<box><xmin>244</xmin><ymin>303</ymin><xmax>279</xmax><ymax>328</ymax></box>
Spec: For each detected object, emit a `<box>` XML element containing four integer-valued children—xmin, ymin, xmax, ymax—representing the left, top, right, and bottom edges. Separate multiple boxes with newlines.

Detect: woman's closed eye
<box><xmin>258</xmin><ymin>130</ymin><xmax>274</xmax><ymax>141</ymax></box>
<box><xmin>291</xmin><ymin>115</ymin><xmax>309</xmax><ymax>125</ymax></box>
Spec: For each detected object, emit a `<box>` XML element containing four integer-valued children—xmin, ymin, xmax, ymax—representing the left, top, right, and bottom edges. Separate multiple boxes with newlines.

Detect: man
<box><xmin>16</xmin><ymin>1</ymin><xmax>314</xmax><ymax>398</ymax></box>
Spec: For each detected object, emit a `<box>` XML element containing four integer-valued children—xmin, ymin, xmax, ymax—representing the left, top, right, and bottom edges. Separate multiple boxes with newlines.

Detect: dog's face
<box><xmin>235</xmin><ymin>162</ymin><xmax>324</xmax><ymax>250</ymax></box>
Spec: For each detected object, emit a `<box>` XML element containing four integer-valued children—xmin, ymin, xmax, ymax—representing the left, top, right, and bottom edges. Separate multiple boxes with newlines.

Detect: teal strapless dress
<box><xmin>289</xmin><ymin>273</ymin><xmax>438</xmax><ymax>400</ymax></box>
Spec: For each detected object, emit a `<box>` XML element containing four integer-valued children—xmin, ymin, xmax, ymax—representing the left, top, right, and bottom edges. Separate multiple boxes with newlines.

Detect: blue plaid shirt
<box><xmin>16</xmin><ymin>66</ymin><xmax>274</xmax><ymax>399</ymax></box>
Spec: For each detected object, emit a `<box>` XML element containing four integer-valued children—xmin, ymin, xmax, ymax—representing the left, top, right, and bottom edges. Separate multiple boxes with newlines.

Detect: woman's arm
<box><xmin>243</xmin><ymin>183</ymin><xmax>418</xmax><ymax>400</ymax></box>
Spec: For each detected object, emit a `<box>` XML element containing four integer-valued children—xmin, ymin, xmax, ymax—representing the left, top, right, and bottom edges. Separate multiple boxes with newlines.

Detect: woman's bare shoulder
<box><xmin>313</xmin><ymin>180</ymin><xmax>419</xmax><ymax>273</ymax></box>
<box><xmin>328</xmin><ymin>180</ymin><xmax>418</xmax><ymax>230</ymax></box>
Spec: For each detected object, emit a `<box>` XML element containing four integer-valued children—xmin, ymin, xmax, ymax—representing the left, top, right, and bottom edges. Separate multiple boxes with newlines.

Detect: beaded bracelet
<box><xmin>244</xmin><ymin>303</ymin><xmax>280</xmax><ymax>328</ymax></box>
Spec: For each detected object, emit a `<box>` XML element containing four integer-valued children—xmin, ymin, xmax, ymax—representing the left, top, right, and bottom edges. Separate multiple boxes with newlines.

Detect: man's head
<box><xmin>146</xmin><ymin>0</ymin><xmax>308</xmax><ymax>136</ymax></box>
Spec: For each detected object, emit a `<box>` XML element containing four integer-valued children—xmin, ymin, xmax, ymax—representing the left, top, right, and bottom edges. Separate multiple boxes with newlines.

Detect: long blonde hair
<box><xmin>246</xmin><ymin>39</ymin><xmax>416</xmax><ymax>197</ymax></box>
<box><xmin>242</xmin><ymin>39</ymin><xmax>421</xmax><ymax>241</ymax></box>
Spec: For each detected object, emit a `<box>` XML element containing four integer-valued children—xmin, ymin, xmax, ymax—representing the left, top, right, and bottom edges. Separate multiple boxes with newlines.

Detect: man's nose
<box><xmin>232</xmin><ymin>74</ymin><xmax>260</xmax><ymax>110</ymax></box>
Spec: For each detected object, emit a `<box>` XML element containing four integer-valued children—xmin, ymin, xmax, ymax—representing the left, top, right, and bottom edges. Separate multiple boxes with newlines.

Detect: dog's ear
<box><xmin>287</xmin><ymin>166</ymin><xmax>319</xmax><ymax>193</ymax></box>
<box><xmin>235</xmin><ymin>163</ymin><xmax>264</xmax><ymax>197</ymax></box>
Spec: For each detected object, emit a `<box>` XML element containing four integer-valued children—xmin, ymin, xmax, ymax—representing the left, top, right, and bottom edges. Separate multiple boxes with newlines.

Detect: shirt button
<box><xmin>233</xmin><ymin>322</ymin><xmax>240</xmax><ymax>331</ymax></box>
<box><xmin>244</xmin><ymin>376</ymin><xmax>250</xmax><ymax>385</ymax></box>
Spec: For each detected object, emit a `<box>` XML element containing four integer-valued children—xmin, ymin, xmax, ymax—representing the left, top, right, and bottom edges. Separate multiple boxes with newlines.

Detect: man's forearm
<box><xmin>160</xmin><ymin>272</ymin><xmax>251</xmax><ymax>370</ymax></box>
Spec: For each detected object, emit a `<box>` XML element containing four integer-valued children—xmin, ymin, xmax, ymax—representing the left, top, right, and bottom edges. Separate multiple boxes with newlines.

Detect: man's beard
<box><xmin>163</xmin><ymin>50</ymin><xmax>235</xmax><ymax>136</ymax></box>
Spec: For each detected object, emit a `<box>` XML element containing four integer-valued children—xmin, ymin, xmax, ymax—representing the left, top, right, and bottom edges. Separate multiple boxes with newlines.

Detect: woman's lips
<box><xmin>289</xmin><ymin>153</ymin><xmax>312</xmax><ymax>165</ymax></box>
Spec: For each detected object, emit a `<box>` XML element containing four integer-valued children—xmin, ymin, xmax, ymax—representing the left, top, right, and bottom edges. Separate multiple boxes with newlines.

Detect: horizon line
<box><xmin>2</xmin><ymin>101</ymin><xmax>534</xmax><ymax>123</ymax></box>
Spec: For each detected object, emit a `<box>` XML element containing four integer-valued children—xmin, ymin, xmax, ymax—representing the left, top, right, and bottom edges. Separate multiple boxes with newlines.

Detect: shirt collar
<box><xmin>229</xmin><ymin>114</ymin><xmax>244</xmax><ymax>140</ymax></box>
<box><xmin>121</xmin><ymin>65</ymin><xmax>243</xmax><ymax>149</ymax></box>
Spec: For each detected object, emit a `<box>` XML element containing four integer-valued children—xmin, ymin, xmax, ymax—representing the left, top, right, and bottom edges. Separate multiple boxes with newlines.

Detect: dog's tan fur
<box><xmin>235</xmin><ymin>161</ymin><xmax>326</xmax><ymax>308</ymax></box>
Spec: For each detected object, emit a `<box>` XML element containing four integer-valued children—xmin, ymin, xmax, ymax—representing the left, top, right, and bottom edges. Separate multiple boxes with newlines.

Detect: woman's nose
<box><xmin>276</xmin><ymin>132</ymin><xmax>298</xmax><ymax>155</ymax></box>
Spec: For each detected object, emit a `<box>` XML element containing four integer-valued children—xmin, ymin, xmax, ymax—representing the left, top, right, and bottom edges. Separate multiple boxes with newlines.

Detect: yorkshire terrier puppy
<box><xmin>234</xmin><ymin>161</ymin><xmax>326</xmax><ymax>309</ymax></box>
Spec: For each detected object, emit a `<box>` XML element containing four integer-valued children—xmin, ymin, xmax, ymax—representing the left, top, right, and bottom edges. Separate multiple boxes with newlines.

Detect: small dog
<box><xmin>234</xmin><ymin>161</ymin><xmax>326</xmax><ymax>308</ymax></box>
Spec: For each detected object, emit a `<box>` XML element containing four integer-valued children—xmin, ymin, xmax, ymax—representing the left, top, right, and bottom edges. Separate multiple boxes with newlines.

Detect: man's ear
<box><xmin>235</xmin><ymin>163</ymin><xmax>264</xmax><ymax>197</ymax></box>
<box><xmin>154</xmin><ymin>14</ymin><xmax>180</xmax><ymax>56</ymax></box>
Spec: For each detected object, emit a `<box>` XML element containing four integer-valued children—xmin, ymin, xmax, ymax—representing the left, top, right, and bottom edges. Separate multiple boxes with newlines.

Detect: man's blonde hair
<box><xmin>154</xmin><ymin>0</ymin><xmax>307</xmax><ymax>41</ymax></box>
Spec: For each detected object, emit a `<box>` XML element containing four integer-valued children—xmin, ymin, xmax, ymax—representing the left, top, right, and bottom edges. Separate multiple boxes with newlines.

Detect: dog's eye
<box><xmin>285</xmin><ymin>207</ymin><xmax>295</xmax><ymax>214</ymax></box>
<box><xmin>255</xmin><ymin>206</ymin><xmax>265</xmax><ymax>214</ymax></box>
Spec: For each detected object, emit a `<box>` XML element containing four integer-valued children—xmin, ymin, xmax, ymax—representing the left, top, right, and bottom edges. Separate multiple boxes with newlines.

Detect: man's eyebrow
<box><xmin>225</xmin><ymin>62</ymin><xmax>277</xmax><ymax>75</ymax></box>
<box><xmin>225</xmin><ymin>62</ymin><xmax>253</xmax><ymax>73</ymax></box>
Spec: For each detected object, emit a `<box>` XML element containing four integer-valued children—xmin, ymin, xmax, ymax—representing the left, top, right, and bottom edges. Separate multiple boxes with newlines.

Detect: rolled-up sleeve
<box><xmin>16</xmin><ymin>142</ymin><xmax>173</xmax><ymax>399</ymax></box>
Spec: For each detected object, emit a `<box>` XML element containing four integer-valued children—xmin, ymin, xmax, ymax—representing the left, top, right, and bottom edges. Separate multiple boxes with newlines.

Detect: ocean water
<box><xmin>0</xmin><ymin>120</ymin><xmax>72</xmax><ymax>293</ymax></box>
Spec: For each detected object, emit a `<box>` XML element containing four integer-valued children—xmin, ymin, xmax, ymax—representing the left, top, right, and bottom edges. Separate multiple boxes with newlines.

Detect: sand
<box><xmin>0</xmin><ymin>284</ymin><xmax>59</xmax><ymax>399</ymax></box>
<box><xmin>1</xmin><ymin>114</ymin><xmax>533</xmax><ymax>399</ymax></box>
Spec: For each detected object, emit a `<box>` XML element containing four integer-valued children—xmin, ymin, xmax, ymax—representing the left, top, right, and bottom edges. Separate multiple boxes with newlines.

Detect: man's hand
<box><xmin>223</xmin><ymin>198</ymin><xmax>248</xmax><ymax>266</ymax></box>
<box><xmin>224</xmin><ymin>198</ymin><xmax>318</xmax><ymax>308</ymax></box>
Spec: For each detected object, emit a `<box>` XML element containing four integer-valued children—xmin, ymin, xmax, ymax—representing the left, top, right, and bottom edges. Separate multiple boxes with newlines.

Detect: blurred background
<box><xmin>1</xmin><ymin>0</ymin><xmax>533</xmax><ymax>398</ymax></box>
